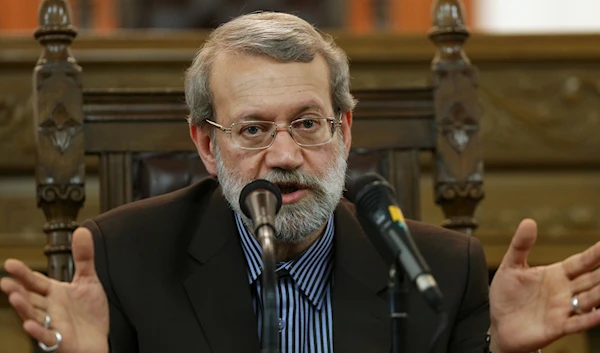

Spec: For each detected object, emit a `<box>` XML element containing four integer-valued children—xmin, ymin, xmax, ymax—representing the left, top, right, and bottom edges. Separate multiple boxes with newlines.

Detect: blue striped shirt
<box><xmin>235</xmin><ymin>213</ymin><xmax>335</xmax><ymax>353</ymax></box>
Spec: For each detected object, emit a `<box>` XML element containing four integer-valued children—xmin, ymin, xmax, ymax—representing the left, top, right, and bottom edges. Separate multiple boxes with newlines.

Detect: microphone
<box><xmin>349</xmin><ymin>173</ymin><xmax>444</xmax><ymax>313</ymax></box>
<box><xmin>240</xmin><ymin>179</ymin><xmax>283</xmax><ymax>234</ymax></box>
<box><xmin>239</xmin><ymin>180</ymin><xmax>283</xmax><ymax>353</ymax></box>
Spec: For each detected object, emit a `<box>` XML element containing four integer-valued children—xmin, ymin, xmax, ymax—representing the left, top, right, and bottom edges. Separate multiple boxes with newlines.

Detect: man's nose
<box><xmin>264</xmin><ymin>129</ymin><xmax>304</xmax><ymax>170</ymax></box>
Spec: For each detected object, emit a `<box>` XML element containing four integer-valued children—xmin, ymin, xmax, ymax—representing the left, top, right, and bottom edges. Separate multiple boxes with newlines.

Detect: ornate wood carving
<box><xmin>429</xmin><ymin>0</ymin><xmax>484</xmax><ymax>234</ymax></box>
<box><xmin>439</xmin><ymin>102</ymin><xmax>479</xmax><ymax>153</ymax></box>
<box><xmin>33</xmin><ymin>0</ymin><xmax>84</xmax><ymax>281</ymax></box>
<box><xmin>39</xmin><ymin>103</ymin><xmax>82</xmax><ymax>154</ymax></box>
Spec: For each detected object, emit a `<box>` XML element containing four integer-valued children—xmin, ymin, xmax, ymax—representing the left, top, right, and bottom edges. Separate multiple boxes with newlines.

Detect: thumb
<box><xmin>72</xmin><ymin>227</ymin><xmax>98</xmax><ymax>281</ymax></box>
<box><xmin>501</xmin><ymin>218</ymin><xmax>538</xmax><ymax>269</ymax></box>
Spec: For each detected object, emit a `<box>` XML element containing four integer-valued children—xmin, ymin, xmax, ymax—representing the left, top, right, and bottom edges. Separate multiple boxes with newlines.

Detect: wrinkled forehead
<box><xmin>209</xmin><ymin>52</ymin><xmax>332</xmax><ymax>124</ymax></box>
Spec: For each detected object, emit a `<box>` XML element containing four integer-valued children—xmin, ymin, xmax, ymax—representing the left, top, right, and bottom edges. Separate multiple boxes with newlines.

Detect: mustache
<box><xmin>263</xmin><ymin>169</ymin><xmax>324</xmax><ymax>193</ymax></box>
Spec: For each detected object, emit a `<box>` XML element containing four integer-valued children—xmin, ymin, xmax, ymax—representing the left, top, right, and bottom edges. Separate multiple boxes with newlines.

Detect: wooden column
<box><xmin>33</xmin><ymin>0</ymin><xmax>85</xmax><ymax>281</ymax></box>
<box><xmin>429</xmin><ymin>0</ymin><xmax>484</xmax><ymax>234</ymax></box>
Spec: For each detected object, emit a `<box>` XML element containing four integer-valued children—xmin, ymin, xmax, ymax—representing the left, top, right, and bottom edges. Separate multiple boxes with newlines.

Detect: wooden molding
<box><xmin>2</xmin><ymin>33</ymin><xmax>600</xmax><ymax>172</ymax></box>
<box><xmin>2</xmin><ymin>32</ymin><xmax>600</xmax><ymax>62</ymax></box>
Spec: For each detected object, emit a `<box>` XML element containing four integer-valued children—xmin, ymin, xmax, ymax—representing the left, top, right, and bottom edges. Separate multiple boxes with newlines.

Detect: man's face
<box><xmin>192</xmin><ymin>52</ymin><xmax>353</xmax><ymax>243</ymax></box>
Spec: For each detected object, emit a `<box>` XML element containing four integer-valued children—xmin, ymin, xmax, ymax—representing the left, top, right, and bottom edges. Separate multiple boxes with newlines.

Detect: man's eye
<box><xmin>240</xmin><ymin>124</ymin><xmax>267</xmax><ymax>136</ymax></box>
<box><xmin>244</xmin><ymin>126</ymin><xmax>260</xmax><ymax>135</ymax></box>
<box><xmin>295</xmin><ymin>119</ymin><xmax>320</xmax><ymax>130</ymax></box>
<box><xmin>302</xmin><ymin>120</ymin><xmax>315</xmax><ymax>129</ymax></box>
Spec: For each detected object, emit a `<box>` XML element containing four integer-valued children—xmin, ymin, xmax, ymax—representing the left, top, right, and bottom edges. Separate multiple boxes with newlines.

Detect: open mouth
<box><xmin>276</xmin><ymin>183</ymin><xmax>302</xmax><ymax>194</ymax></box>
<box><xmin>273</xmin><ymin>182</ymin><xmax>310</xmax><ymax>204</ymax></box>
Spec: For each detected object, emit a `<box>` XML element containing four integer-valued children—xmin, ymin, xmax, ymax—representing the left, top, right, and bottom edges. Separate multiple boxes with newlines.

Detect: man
<box><xmin>3</xmin><ymin>11</ymin><xmax>600</xmax><ymax>353</ymax></box>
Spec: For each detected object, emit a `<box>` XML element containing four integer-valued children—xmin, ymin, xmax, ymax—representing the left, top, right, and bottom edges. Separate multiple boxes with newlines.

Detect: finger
<box><xmin>3</xmin><ymin>259</ymin><xmax>50</xmax><ymax>295</ymax></box>
<box><xmin>23</xmin><ymin>319</ymin><xmax>61</xmax><ymax>348</ymax></box>
<box><xmin>500</xmin><ymin>219</ymin><xmax>538</xmax><ymax>268</ymax></box>
<box><xmin>72</xmin><ymin>227</ymin><xmax>98</xmax><ymax>281</ymax></box>
<box><xmin>8</xmin><ymin>291</ymin><xmax>47</xmax><ymax>325</ymax></box>
<box><xmin>30</xmin><ymin>291</ymin><xmax>50</xmax><ymax>311</ymax></box>
<box><xmin>565</xmin><ymin>307</ymin><xmax>600</xmax><ymax>334</ymax></box>
<box><xmin>575</xmin><ymin>284</ymin><xmax>600</xmax><ymax>313</ymax></box>
<box><xmin>0</xmin><ymin>277</ymin><xmax>23</xmax><ymax>295</ymax></box>
<box><xmin>571</xmin><ymin>265</ymin><xmax>600</xmax><ymax>294</ymax></box>
<box><xmin>1</xmin><ymin>278</ymin><xmax>49</xmax><ymax>310</ymax></box>
<box><xmin>563</xmin><ymin>240</ymin><xmax>600</xmax><ymax>280</ymax></box>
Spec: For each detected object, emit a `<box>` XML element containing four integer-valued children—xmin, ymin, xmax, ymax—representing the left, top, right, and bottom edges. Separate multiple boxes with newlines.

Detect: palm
<box><xmin>44</xmin><ymin>276</ymin><xmax>109</xmax><ymax>352</ymax></box>
<box><xmin>489</xmin><ymin>219</ymin><xmax>600</xmax><ymax>353</ymax></box>
<box><xmin>1</xmin><ymin>227</ymin><xmax>109</xmax><ymax>353</ymax></box>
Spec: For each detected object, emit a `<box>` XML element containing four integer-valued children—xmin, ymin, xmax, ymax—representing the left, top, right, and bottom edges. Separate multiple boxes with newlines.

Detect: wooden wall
<box><xmin>1</xmin><ymin>31</ymin><xmax>599</xmax><ymax>352</ymax></box>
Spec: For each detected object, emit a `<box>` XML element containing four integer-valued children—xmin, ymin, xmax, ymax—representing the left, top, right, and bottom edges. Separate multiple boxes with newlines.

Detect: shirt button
<box><xmin>278</xmin><ymin>318</ymin><xmax>286</xmax><ymax>332</ymax></box>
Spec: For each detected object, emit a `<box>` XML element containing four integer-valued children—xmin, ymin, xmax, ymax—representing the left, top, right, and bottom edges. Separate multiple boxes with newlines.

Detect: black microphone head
<box><xmin>239</xmin><ymin>179</ymin><xmax>283</xmax><ymax>219</ymax></box>
<box><xmin>348</xmin><ymin>173</ymin><xmax>396</xmax><ymax>212</ymax></box>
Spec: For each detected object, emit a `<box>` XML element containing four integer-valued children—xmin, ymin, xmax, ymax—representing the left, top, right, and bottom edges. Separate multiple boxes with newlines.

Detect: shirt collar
<box><xmin>236</xmin><ymin>213</ymin><xmax>335</xmax><ymax>310</ymax></box>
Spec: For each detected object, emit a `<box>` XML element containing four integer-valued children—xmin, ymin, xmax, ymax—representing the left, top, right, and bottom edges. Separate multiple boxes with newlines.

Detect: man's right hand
<box><xmin>0</xmin><ymin>227</ymin><xmax>109</xmax><ymax>353</ymax></box>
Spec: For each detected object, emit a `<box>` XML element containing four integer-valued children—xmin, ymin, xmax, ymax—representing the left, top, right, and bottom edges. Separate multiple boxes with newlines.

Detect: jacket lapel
<box><xmin>332</xmin><ymin>201</ymin><xmax>391</xmax><ymax>353</ymax></box>
<box><xmin>183</xmin><ymin>188</ymin><xmax>260</xmax><ymax>353</ymax></box>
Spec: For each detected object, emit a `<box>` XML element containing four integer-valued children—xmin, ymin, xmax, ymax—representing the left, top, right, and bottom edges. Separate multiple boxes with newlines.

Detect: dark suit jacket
<box><xmin>83</xmin><ymin>177</ymin><xmax>490</xmax><ymax>353</ymax></box>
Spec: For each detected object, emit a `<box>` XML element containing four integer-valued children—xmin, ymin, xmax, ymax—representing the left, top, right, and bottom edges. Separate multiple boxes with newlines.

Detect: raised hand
<box><xmin>0</xmin><ymin>227</ymin><xmax>109</xmax><ymax>353</ymax></box>
<box><xmin>489</xmin><ymin>219</ymin><xmax>600</xmax><ymax>353</ymax></box>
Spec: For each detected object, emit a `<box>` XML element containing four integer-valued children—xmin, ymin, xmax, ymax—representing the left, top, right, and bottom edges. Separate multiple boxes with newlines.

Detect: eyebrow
<box><xmin>231</xmin><ymin>102</ymin><xmax>327</xmax><ymax>123</ymax></box>
<box><xmin>293</xmin><ymin>104</ymin><xmax>325</xmax><ymax>116</ymax></box>
<box><xmin>231</xmin><ymin>112</ymin><xmax>268</xmax><ymax>123</ymax></box>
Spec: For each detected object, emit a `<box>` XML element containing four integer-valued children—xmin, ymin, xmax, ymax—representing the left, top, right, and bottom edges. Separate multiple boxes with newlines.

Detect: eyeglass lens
<box><xmin>231</xmin><ymin>118</ymin><xmax>334</xmax><ymax>149</ymax></box>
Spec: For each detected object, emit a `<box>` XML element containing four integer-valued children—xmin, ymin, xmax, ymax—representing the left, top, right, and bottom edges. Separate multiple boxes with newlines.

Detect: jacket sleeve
<box><xmin>83</xmin><ymin>219</ymin><xmax>139</xmax><ymax>353</ymax></box>
<box><xmin>447</xmin><ymin>235</ymin><xmax>491</xmax><ymax>353</ymax></box>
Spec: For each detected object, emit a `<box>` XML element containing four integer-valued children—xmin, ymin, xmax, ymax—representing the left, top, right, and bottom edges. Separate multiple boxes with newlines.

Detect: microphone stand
<box><xmin>257</xmin><ymin>225</ymin><xmax>280</xmax><ymax>353</ymax></box>
<box><xmin>389</xmin><ymin>261</ymin><xmax>409</xmax><ymax>353</ymax></box>
<box><xmin>239</xmin><ymin>180</ymin><xmax>282</xmax><ymax>353</ymax></box>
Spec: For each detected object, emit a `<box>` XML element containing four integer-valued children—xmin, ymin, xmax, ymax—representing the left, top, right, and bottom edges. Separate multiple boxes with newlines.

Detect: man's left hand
<box><xmin>490</xmin><ymin>218</ymin><xmax>600</xmax><ymax>353</ymax></box>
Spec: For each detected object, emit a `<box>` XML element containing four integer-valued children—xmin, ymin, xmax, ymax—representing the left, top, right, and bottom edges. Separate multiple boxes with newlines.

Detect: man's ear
<box><xmin>340</xmin><ymin>111</ymin><xmax>353</xmax><ymax>158</ymax></box>
<box><xmin>190</xmin><ymin>123</ymin><xmax>217</xmax><ymax>176</ymax></box>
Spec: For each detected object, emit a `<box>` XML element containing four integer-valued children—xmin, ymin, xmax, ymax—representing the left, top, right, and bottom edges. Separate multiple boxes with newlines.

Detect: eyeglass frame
<box><xmin>203</xmin><ymin>113</ymin><xmax>344</xmax><ymax>151</ymax></box>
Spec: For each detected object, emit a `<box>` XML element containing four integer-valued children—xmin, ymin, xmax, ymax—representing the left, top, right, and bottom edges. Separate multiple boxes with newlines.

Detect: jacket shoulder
<box><xmin>82</xmin><ymin>177</ymin><xmax>219</xmax><ymax>252</ymax></box>
<box><xmin>92</xmin><ymin>178</ymin><xmax>217</xmax><ymax>230</ymax></box>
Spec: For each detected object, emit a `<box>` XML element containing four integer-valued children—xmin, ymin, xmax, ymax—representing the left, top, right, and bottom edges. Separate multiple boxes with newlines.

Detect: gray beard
<box><xmin>215</xmin><ymin>137</ymin><xmax>347</xmax><ymax>244</ymax></box>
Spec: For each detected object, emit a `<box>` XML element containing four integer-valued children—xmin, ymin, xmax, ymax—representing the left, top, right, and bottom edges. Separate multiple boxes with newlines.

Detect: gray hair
<box><xmin>184</xmin><ymin>11</ymin><xmax>357</xmax><ymax>126</ymax></box>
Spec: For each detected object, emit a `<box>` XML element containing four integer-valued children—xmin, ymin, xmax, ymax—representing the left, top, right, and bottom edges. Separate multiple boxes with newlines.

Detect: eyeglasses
<box><xmin>205</xmin><ymin>114</ymin><xmax>343</xmax><ymax>150</ymax></box>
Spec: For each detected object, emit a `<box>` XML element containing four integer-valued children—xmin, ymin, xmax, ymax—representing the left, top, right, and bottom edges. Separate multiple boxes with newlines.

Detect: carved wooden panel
<box><xmin>479</xmin><ymin>69</ymin><xmax>600</xmax><ymax>166</ymax></box>
<box><xmin>2</xmin><ymin>38</ymin><xmax>600</xmax><ymax>172</ymax></box>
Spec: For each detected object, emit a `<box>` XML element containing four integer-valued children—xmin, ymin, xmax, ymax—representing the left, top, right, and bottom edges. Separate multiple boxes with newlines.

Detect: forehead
<box><xmin>209</xmin><ymin>52</ymin><xmax>332</xmax><ymax>122</ymax></box>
